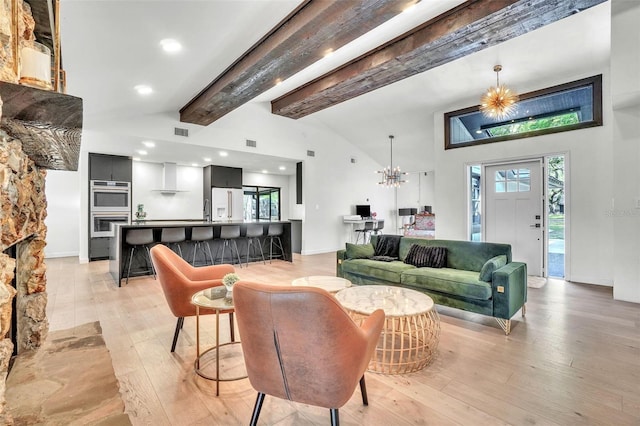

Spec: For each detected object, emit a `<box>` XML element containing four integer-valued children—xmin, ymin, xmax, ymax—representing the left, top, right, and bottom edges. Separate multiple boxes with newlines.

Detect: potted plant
<box><xmin>222</xmin><ymin>273</ymin><xmax>240</xmax><ymax>294</ymax></box>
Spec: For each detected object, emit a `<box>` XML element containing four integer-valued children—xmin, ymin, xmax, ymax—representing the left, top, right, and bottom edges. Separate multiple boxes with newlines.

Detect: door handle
<box><xmin>530</xmin><ymin>224</ymin><xmax>541</xmax><ymax>228</ymax></box>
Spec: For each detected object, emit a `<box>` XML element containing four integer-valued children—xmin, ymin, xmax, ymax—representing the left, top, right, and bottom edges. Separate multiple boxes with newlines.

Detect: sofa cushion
<box><xmin>404</xmin><ymin>244</ymin><xmax>447</xmax><ymax>268</ymax></box>
<box><xmin>345</xmin><ymin>243</ymin><xmax>375</xmax><ymax>259</ymax></box>
<box><xmin>401</xmin><ymin>267</ymin><xmax>492</xmax><ymax>300</ymax></box>
<box><xmin>342</xmin><ymin>259</ymin><xmax>415</xmax><ymax>283</ymax></box>
<box><xmin>479</xmin><ymin>255</ymin><xmax>507</xmax><ymax>282</ymax></box>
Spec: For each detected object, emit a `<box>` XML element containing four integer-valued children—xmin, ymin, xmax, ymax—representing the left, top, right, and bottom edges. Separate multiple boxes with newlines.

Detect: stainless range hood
<box><xmin>153</xmin><ymin>162</ymin><xmax>187</xmax><ymax>194</ymax></box>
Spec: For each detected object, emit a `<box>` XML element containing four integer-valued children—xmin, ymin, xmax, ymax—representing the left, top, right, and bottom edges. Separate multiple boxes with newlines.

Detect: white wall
<box><xmin>44</xmin><ymin>169</ymin><xmax>81</xmax><ymax>258</ymax></box>
<box><xmin>132</xmin><ymin>161</ymin><xmax>203</xmax><ymax>220</ymax></box>
<box><xmin>433</xmin><ymin>67</ymin><xmax>615</xmax><ymax>287</ymax></box>
<box><xmin>611</xmin><ymin>0</ymin><xmax>640</xmax><ymax>303</ymax></box>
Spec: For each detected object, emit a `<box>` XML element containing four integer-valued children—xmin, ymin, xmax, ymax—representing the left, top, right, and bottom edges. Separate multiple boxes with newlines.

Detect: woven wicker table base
<box><xmin>350</xmin><ymin>308</ymin><xmax>440</xmax><ymax>374</ymax></box>
<box><xmin>335</xmin><ymin>285</ymin><xmax>441</xmax><ymax>375</ymax></box>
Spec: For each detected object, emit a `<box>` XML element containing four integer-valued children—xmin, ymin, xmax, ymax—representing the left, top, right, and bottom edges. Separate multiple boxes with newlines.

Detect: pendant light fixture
<box><xmin>377</xmin><ymin>135</ymin><xmax>407</xmax><ymax>187</ymax></box>
<box><xmin>480</xmin><ymin>65</ymin><xmax>518</xmax><ymax>119</ymax></box>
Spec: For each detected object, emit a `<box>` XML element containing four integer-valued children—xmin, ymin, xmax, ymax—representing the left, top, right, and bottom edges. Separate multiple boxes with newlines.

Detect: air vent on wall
<box><xmin>246</xmin><ymin>139</ymin><xmax>257</xmax><ymax>147</ymax></box>
<box><xmin>307</xmin><ymin>150</ymin><xmax>315</xmax><ymax>157</ymax></box>
<box><xmin>174</xmin><ymin>127</ymin><xmax>189</xmax><ymax>137</ymax></box>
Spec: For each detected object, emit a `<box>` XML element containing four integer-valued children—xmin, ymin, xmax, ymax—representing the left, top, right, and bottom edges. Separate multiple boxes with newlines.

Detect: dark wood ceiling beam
<box><xmin>180</xmin><ymin>0</ymin><xmax>418</xmax><ymax>126</ymax></box>
<box><xmin>271</xmin><ymin>0</ymin><xmax>606</xmax><ymax>119</ymax></box>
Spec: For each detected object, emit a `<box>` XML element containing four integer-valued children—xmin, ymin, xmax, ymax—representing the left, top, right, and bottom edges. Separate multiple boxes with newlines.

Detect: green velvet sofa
<box><xmin>336</xmin><ymin>236</ymin><xmax>527</xmax><ymax>334</ymax></box>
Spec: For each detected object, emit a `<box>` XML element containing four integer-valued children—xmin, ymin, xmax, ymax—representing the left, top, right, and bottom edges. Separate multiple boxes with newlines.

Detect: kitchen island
<box><xmin>110</xmin><ymin>220</ymin><xmax>292</xmax><ymax>286</ymax></box>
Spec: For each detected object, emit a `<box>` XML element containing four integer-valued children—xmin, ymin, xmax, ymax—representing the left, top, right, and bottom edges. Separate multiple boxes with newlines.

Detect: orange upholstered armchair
<box><xmin>233</xmin><ymin>281</ymin><xmax>385</xmax><ymax>426</ymax></box>
<box><xmin>150</xmin><ymin>244</ymin><xmax>236</xmax><ymax>352</ymax></box>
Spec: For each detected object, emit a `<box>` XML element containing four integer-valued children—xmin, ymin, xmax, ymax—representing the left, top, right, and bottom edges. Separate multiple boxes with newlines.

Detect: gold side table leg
<box><xmin>215</xmin><ymin>309</ymin><xmax>220</xmax><ymax>396</ymax></box>
<box><xmin>196</xmin><ymin>306</ymin><xmax>200</xmax><ymax>369</ymax></box>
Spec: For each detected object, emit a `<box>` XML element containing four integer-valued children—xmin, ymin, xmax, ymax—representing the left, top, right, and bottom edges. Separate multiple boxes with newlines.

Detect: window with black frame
<box><xmin>243</xmin><ymin>186</ymin><xmax>280</xmax><ymax>221</ymax></box>
<box><xmin>445</xmin><ymin>75</ymin><xmax>602</xmax><ymax>149</ymax></box>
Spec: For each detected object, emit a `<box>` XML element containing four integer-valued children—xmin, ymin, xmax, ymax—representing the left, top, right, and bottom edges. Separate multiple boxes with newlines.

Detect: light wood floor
<box><xmin>37</xmin><ymin>253</ymin><xmax>640</xmax><ymax>425</ymax></box>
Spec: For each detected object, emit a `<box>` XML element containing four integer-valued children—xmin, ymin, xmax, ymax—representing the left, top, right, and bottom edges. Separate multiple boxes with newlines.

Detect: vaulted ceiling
<box><xmin>59</xmin><ymin>0</ymin><xmax>611</xmax><ymax>173</ymax></box>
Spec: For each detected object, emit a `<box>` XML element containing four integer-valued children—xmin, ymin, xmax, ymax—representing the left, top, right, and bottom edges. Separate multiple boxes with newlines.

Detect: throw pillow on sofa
<box><xmin>404</xmin><ymin>244</ymin><xmax>447</xmax><ymax>268</ymax></box>
<box><xmin>479</xmin><ymin>255</ymin><xmax>507</xmax><ymax>282</ymax></box>
<box><xmin>345</xmin><ymin>242</ymin><xmax>375</xmax><ymax>259</ymax></box>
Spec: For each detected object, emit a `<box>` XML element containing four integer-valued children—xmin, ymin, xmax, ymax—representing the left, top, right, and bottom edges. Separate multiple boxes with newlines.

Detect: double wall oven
<box><xmin>90</xmin><ymin>180</ymin><xmax>131</xmax><ymax>237</ymax></box>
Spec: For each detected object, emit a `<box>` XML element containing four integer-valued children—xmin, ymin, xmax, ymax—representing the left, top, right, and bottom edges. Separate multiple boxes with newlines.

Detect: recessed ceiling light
<box><xmin>160</xmin><ymin>38</ymin><xmax>182</xmax><ymax>53</ymax></box>
<box><xmin>192</xmin><ymin>163</ymin><xmax>199</xmax><ymax>167</ymax></box>
<box><xmin>203</xmin><ymin>157</ymin><xmax>212</xmax><ymax>162</ymax></box>
<box><xmin>262</xmin><ymin>170</ymin><xmax>269</xmax><ymax>174</ymax></box>
<box><xmin>142</xmin><ymin>140</ymin><xmax>155</xmax><ymax>147</ymax></box>
<box><xmin>279</xmin><ymin>166</ymin><xmax>286</xmax><ymax>171</ymax></box>
<box><xmin>136</xmin><ymin>150</ymin><xmax>147</xmax><ymax>155</ymax></box>
<box><xmin>475</xmin><ymin>130</ymin><xmax>483</xmax><ymax>134</ymax></box>
<box><xmin>134</xmin><ymin>84</ymin><xmax>153</xmax><ymax>95</ymax></box>
<box><xmin>324</xmin><ymin>49</ymin><xmax>334</xmax><ymax>58</ymax></box>
<box><xmin>275</xmin><ymin>79</ymin><xmax>282</xmax><ymax>86</ymax></box>
<box><xmin>219</xmin><ymin>151</ymin><xmax>228</xmax><ymax>157</ymax></box>
<box><xmin>133</xmin><ymin>157</ymin><xmax>141</xmax><ymax>161</ymax></box>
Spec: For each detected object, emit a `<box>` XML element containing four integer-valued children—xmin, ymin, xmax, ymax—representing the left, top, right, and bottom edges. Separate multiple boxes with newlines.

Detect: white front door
<box><xmin>484</xmin><ymin>160</ymin><xmax>544</xmax><ymax>276</ymax></box>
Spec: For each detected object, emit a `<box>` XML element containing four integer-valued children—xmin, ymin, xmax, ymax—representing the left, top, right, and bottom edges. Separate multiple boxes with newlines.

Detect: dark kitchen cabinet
<box><xmin>89</xmin><ymin>237</ymin><xmax>110</xmax><ymax>260</ymax></box>
<box><xmin>89</xmin><ymin>153</ymin><xmax>132</xmax><ymax>182</ymax></box>
<box><xmin>205</xmin><ymin>165</ymin><xmax>242</xmax><ymax>188</ymax></box>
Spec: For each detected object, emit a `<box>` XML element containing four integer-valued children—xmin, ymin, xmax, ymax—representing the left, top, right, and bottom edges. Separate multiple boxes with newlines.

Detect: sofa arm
<box><xmin>337</xmin><ymin>249</ymin><xmax>347</xmax><ymax>277</ymax></box>
<box><xmin>491</xmin><ymin>261</ymin><xmax>527</xmax><ymax>319</ymax></box>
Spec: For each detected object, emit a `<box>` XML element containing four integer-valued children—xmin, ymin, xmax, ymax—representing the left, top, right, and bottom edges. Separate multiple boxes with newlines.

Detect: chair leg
<box><xmin>359</xmin><ymin>375</ymin><xmax>368</xmax><ymax>406</ymax></box>
<box><xmin>330</xmin><ymin>408</ymin><xmax>339</xmax><ymax>426</ymax></box>
<box><xmin>218</xmin><ymin>240</ymin><xmax>228</xmax><ymax>265</ymax></box>
<box><xmin>232</xmin><ymin>239</ymin><xmax>242</xmax><ymax>268</ymax></box>
<box><xmin>192</xmin><ymin>241</ymin><xmax>199</xmax><ymax>265</ymax></box>
<box><xmin>205</xmin><ymin>242</ymin><xmax>214</xmax><ymax>265</ymax></box>
<box><xmin>229</xmin><ymin>312</ymin><xmax>235</xmax><ymax>342</ymax></box>
<box><xmin>171</xmin><ymin>317</ymin><xmax>184</xmax><ymax>352</ymax></box>
<box><xmin>250</xmin><ymin>392</ymin><xmax>265</xmax><ymax>426</ymax></box>
<box><xmin>274</xmin><ymin>236</ymin><xmax>285</xmax><ymax>261</ymax></box>
<box><xmin>256</xmin><ymin>237</ymin><xmax>266</xmax><ymax>264</ymax></box>
<box><xmin>145</xmin><ymin>245</ymin><xmax>156</xmax><ymax>279</ymax></box>
<box><xmin>126</xmin><ymin>246</ymin><xmax>135</xmax><ymax>285</ymax></box>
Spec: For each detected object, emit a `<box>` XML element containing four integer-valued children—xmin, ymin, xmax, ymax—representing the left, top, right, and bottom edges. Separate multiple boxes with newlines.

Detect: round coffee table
<box><xmin>335</xmin><ymin>285</ymin><xmax>440</xmax><ymax>374</ymax></box>
<box><xmin>291</xmin><ymin>275</ymin><xmax>351</xmax><ymax>293</ymax></box>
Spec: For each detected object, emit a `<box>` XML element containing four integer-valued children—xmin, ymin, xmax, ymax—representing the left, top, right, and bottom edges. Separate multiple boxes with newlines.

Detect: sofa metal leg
<box><xmin>522</xmin><ymin>303</ymin><xmax>527</xmax><ymax>317</ymax></box>
<box><xmin>495</xmin><ymin>318</ymin><xmax>511</xmax><ymax>335</ymax></box>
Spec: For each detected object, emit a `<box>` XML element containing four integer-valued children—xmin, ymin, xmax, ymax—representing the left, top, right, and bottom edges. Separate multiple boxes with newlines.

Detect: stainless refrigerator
<box><xmin>211</xmin><ymin>188</ymin><xmax>244</xmax><ymax>221</ymax></box>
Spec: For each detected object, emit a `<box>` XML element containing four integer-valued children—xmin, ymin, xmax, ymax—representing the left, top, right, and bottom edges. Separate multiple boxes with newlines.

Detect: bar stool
<box><xmin>125</xmin><ymin>228</ymin><xmax>156</xmax><ymax>285</ymax></box>
<box><xmin>264</xmin><ymin>223</ymin><xmax>286</xmax><ymax>263</ymax></box>
<box><xmin>217</xmin><ymin>225</ymin><xmax>243</xmax><ymax>267</ymax></box>
<box><xmin>161</xmin><ymin>228</ymin><xmax>186</xmax><ymax>258</ymax></box>
<box><xmin>190</xmin><ymin>226</ymin><xmax>214</xmax><ymax>266</ymax></box>
<box><xmin>245</xmin><ymin>223</ymin><xmax>266</xmax><ymax>266</ymax></box>
<box><xmin>355</xmin><ymin>221</ymin><xmax>374</xmax><ymax>244</ymax></box>
<box><xmin>373</xmin><ymin>219</ymin><xmax>385</xmax><ymax>235</ymax></box>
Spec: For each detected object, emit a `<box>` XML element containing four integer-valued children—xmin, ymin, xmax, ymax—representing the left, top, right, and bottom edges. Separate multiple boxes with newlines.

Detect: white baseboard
<box><xmin>44</xmin><ymin>251</ymin><xmax>80</xmax><ymax>259</ymax></box>
<box><xmin>567</xmin><ymin>276</ymin><xmax>613</xmax><ymax>287</ymax></box>
<box><xmin>301</xmin><ymin>247</ymin><xmax>339</xmax><ymax>256</ymax></box>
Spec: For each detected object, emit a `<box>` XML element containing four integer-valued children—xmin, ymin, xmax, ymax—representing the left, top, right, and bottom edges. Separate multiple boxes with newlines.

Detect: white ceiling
<box><xmin>60</xmin><ymin>0</ymin><xmax>611</xmax><ymax>175</ymax></box>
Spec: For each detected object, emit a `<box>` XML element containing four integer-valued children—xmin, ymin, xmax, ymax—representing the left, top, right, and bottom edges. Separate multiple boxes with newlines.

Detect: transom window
<box><xmin>495</xmin><ymin>168</ymin><xmax>530</xmax><ymax>193</ymax></box>
<box><xmin>445</xmin><ymin>75</ymin><xmax>602</xmax><ymax>149</ymax></box>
